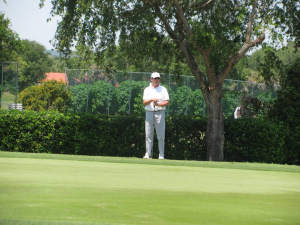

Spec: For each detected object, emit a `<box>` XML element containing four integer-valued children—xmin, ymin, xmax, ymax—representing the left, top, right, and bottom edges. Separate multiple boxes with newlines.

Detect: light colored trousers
<box><xmin>145</xmin><ymin>110</ymin><xmax>165</xmax><ymax>158</ymax></box>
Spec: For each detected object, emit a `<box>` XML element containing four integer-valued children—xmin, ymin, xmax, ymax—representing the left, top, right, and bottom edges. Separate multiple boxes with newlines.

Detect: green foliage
<box><xmin>222</xmin><ymin>80</ymin><xmax>278</xmax><ymax>118</ymax></box>
<box><xmin>0</xmin><ymin>12</ymin><xmax>23</xmax><ymax>61</ymax></box>
<box><xmin>224</xmin><ymin>118</ymin><xmax>294</xmax><ymax>164</ymax></box>
<box><xmin>276</xmin><ymin>42</ymin><xmax>300</xmax><ymax>66</ymax></box>
<box><xmin>165</xmin><ymin>116</ymin><xmax>207</xmax><ymax>160</ymax></box>
<box><xmin>188</xmin><ymin>89</ymin><xmax>206</xmax><ymax>116</ymax></box>
<box><xmin>66</xmin><ymin>78</ymin><xmax>277</xmax><ymax>118</ymax></box>
<box><xmin>0</xmin><ymin>61</ymin><xmax>19</xmax><ymax>95</ymax></box>
<box><xmin>243</xmin><ymin>42</ymin><xmax>300</xmax><ymax>83</ymax></box>
<box><xmin>115</xmin><ymin>79</ymin><xmax>148</xmax><ymax>115</ymax></box>
<box><xmin>42</xmin><ymin>0</ymin><xmax>300</xmax><ymax>162</ymax></box>
<box><xmin>169</xmin><ymin>86</ymin><xmax>194</xmax><ymax>115</ymax></box>
<box><xmin>17</xmin><ymin>40</ymin><xmax>53</xmax><ymax>91</ymax></box>
<box><xmin>227</xmin><ymin>57</ymin><xmax>253</xmax><ymax>81</ymax></box>
<box><xmin>256</xmin><ymin>45</ymin><xmax>283</xmax><ymax>84</ymax></box>
<box><xmin>88</xmin><ymin>80</ymin><xmax>117</xmax><ymax>114</ymax></box>
<box><xmin>68</xmin><ymin>83</ymin><xmax>88</xmax><ymax>113</ymax></box>
<box><xmin>268</xmin><ymin>57</ymin><xmax>300</xmax><ymax>163</ymax></box>
<box><xmin>0</xmin><ymin>110</ymin><xmax>298</xmax><ymax>164</ymax></box>
<box><xmin>119</xmin><ymin>29</ymin><xmax>190</xmax><ymax>75</ymax></box>
<box><xmin>268</xmin><ymin>57</ymin><xmax>300</xmax><ymax>122</ymax></box>
<box><xmin>0</xmin><ymin>110</ymin><xmax>145</xmax><ymax>156</ymax></box>
<box><xmin>19</xmin><ymin>80</ymin><xmax>71</xmax><ymax>112</ymax></box>
<box><xmin>49</xmin><ymin>55</ymin><xmax>66</xmax><ymax>72</ymax></box>
<box><xmin>222</xmin><ymin>90</ymin><xmax>240</xmax><ymax>117</ymax></box>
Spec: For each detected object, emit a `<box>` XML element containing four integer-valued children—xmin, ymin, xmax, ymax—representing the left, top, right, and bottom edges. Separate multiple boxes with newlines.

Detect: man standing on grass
<box><xmin>142</xmin><ymin>72</ymin><xmax>169</xmax><ymax>159</ymax></box>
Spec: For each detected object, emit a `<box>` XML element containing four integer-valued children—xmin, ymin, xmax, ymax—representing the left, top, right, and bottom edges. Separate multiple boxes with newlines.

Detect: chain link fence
<box><xmin>0</xmin><ymin>65</ymin><xmax>280</xmax><ymax>117</ymax></box>
<box><xmin>65</xmin><ymin>69</ymin><xmax>281</xmax><ymax>117</ymax></box>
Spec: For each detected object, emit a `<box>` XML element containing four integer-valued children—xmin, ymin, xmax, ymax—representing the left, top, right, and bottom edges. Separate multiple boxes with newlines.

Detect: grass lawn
<box><xmin>0</xmin><ymin>152</ymin><xmax>299</xmax><ymax>225</ymax></box>
<box><xmin>1</xmin><ymin>92</ymin><xmax>16</xmax><ymax>109</ymax></box>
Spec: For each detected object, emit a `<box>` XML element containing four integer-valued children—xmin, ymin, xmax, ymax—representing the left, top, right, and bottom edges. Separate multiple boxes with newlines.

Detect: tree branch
<box><xmin>152</xmin><ymin>5</ymin><xmax>180</xmax><ymax>43</ymax></box>
<box><xmin>260</xmin><ymin>1</ymin><xmax>281</xmax><ymax>26</ymax></box>
<box><xmin>173</xmin><ymin>0</ymin><xmax>192</xmax><ymax>37</ymax></box>
<box><xmin>219</xmin><ymin>32</ymin><xmax>265</xmax><ymax>83</ymax></box>
<box><xmin>219</xmin><ymin>0</ymin><xmax>265</xmax><ymax>82</ymax></box>
<box><xmin>179</xmin><ymin>40</ymin><xmax>208</xmax><ymax>93</ymax></box>
<box><xmin>173</xmin><ymin>0</ymin><xmax>205</xmax><ymax>54</ymax></box>
<box><xmin>200</xmin><ymin>0</ymin><xmax>214</xmax><ymax>8</ymax></box>
<box><xmin>246</xmin><ymin>0</ymin><xmax>258</xmax><ymax>43</ymax></box>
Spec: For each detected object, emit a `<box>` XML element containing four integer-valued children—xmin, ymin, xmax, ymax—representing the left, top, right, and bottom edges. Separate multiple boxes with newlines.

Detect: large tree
<box><xmin>18</xmin><ymin>40</ymin><xmax>53</xmax><ymax>91</ymax></box>
<box><xmin>41</xmin><ymin>0</ymin><xmax>299</xmax><ymax>161</ymax></box>
<box><xmin>0</xmin><ymin>12</ymin><xmax>23</xmax><ymax>61</ymax></box>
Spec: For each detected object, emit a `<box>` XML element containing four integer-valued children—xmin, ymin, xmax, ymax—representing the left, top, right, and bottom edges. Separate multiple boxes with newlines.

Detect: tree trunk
<box><xmin>177</xmin><ymin>42</ymin><xmax>225</xmax><ymax>161</ymax></box>
<box><xmin>206</xmin><ymin>84</ymin><xmax>224</xmax><ymax>161</ymax></box>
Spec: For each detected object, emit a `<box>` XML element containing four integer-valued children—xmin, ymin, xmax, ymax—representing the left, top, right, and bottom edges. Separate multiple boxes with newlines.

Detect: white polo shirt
<box><xmin>143</xmin><ymin>83</ymin><xmax>169</xmax><ymax>111</ymax></box>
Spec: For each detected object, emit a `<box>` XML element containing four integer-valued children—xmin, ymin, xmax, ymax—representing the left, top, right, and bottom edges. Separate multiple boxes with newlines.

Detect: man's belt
<box><xmin>147</xmin><ymin>110</ymin><xmax>164</xmax><ymax>112</ymax></box>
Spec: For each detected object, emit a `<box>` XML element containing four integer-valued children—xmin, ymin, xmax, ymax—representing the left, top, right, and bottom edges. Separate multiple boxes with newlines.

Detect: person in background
<box><xmin>234</xmin><ymin>106</ymin><xmax>243</xmax><ymax>119</ymax></box>
<box><xmin>142</xmin><ymin>72</ymin><xmax>169</xmax><ymax>159</ymax></box>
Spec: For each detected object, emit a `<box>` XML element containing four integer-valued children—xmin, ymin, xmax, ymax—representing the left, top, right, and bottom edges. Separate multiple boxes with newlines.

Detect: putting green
<box><xmin>0</xmin><ymin>154</ymin><xmax>299</xmax><ymax>225</ymax></box>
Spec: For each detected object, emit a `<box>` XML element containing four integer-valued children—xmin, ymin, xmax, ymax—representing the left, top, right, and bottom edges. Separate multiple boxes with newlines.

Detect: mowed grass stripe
<box><xmin>1</xmin><ymin>151</ymin><xmax>299</xmax><ymax>173</ymax></box>
<box><xmin>0</xmin><ymin>154</ymin><xmax>300</xmax><ymax>225</ymax></box>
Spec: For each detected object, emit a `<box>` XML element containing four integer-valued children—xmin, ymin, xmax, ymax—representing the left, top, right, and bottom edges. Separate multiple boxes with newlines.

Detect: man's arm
<box><xmin>154</xmin><ymin>100</ymin><xmax>169</xmax><ymax>107</ymax></box>
<box><xmin>143</xmin><ymin>98</ymin><xmax>160</xmax><ymax>106</ymax></box>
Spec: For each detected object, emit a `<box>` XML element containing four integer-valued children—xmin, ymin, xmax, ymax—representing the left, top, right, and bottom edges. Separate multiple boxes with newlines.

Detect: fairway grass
<box><xmin>1</xmin><ymin>92</ymin><xmax>16</xmax><ymax>109</ymax></box>
<box><xmin>0</xmin><ymin>152</ymin><xmax>299</xmax><ymax>225</ymax></box>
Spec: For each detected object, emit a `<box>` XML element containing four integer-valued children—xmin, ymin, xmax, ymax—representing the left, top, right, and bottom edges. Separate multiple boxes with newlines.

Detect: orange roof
<box><xmin>45</xmin><ymin>73</ymin><xmax>69</xmax><ymax>84</ymax></box>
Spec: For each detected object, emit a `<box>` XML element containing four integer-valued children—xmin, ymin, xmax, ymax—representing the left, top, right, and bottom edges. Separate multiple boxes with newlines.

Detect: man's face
<box><xmin>151</xmin><ymin>77</ymin><xmax>160</xmax><ymax>87</ymax></box>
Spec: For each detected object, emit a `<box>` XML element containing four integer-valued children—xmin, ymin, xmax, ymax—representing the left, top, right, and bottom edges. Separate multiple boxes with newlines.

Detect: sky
<box><xmin>0</xmin><ymin>0</ymin><xmax>61</xmax><ymax>50</ymax></box>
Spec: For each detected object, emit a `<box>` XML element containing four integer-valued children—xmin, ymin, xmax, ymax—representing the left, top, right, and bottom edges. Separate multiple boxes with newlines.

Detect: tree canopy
<box><xmin>0</xmin><ymin>12</ymin><xmax>23</xmax><ymax>61</ymax></box>
<box><xmin>18</xmin><ymin>40</ymin><xmax>53</xmax><ymax>91</ymax></box>
<box><xmin>41</xmin><ymin>0</ymin><xmax>299</xmax><ymax>161</ymax></box>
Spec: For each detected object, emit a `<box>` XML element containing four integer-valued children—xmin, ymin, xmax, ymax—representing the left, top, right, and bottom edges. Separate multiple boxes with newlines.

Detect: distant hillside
<box><xmin>46</xmin><ymin>50</ymin><xmax>74</xmax><ymax>58</ymax></box>
<box><xmin>46</xmin><ymin>50</ymin><xmax>60</xmax><ymax>57</ymax></box>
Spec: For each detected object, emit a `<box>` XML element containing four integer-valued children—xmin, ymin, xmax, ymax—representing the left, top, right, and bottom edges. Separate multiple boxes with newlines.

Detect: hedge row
<box><xmin>224</xmin><ymin>118</ymin><xmax>299</xmax><ymax>165</ymax></box>
<box><xmin>0</xmin><ymin>109</ymin><xmax>298</xmax><ymax>164</ymax></box>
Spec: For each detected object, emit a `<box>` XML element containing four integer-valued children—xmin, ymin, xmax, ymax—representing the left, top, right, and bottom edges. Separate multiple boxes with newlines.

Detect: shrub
<box><xmin>19</xmin><ymin>80</ymin><xmax>71</xmax><ymax>112</ymax></box>
<box><xmin>0</xmin><ymin>110</ymin><xmax>298</xmax><ymax>164</ymax></box>
<box><xmin>224</xmin><ymin>118</ymin><xmax>290</xmax><ymax>164</ymax></box>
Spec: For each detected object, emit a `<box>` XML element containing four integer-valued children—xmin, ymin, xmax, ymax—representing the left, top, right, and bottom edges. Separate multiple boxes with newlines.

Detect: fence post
<box><xmin>15</xmin><ymin>61</ymin><xmax>19</xmax><ymax>107</ymax></box>
<box><xmin>108</xmin><ymin>78</ymin><xmax>111</xmax><ymax>116</ymax></box>
<box><xmin>129</xmin><ymin>72</ymin><xmax>132</xmax><ymax>115</ymax></box>
<box><xmin>65</xmin><ymin>67</ymin><xmax>67</xmax><ymax>86</ymax></box>
<box><xmin>64</xmin><ymin>67</ymin><xmax>67</xmax><ymax>111</ymax></box>
<box><xmin>236</xmin><ymin>81</ymin><xmax>240</xmax><ymax>107</ymax></box>
<box><xmin>0</xmin><ymin>62</ymin><xmax>3</xmax><ymax>108</ymax></box>
<box><xmin>185</xmin><ymin>77</ymin><xmax>189</xmax><ymax>115</ymax></box>
<box><xmin>86</xmin><ymin>70</ymin><xmax>90</xmax><ymax>113</ymax></box>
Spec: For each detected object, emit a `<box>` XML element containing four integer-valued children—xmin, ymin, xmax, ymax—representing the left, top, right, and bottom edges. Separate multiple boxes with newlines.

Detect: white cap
<box><xmin>151</xmin><ymin>72</ymin><xmax>160</xmax><ymax>79</ymax></box>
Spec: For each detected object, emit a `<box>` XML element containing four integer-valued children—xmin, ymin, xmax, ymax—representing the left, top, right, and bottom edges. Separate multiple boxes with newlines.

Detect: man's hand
<box><xmin>152</xmin><ymin>98</ymin><xmax>159</xmax><ymax>106</ymax></box>
<box><xmin>143</xmin><ymin>98</ymin><xmax>159</xmax><ymax>106</ymax></box>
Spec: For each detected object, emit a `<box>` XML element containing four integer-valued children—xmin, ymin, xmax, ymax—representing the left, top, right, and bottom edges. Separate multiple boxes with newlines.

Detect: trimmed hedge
<box><xmin>224</xmin><ymin>118</ymin><xmax>293</xmax><ymax>164</ymax></box>
<box><xmin>0</xmin><ymin>109</ymin><xmax>298</xmax><ymax>164</ymax></box>
<box><xmin>165</xmin><ymin>116</ymin><xmax>207</xmax><ymax>160</ymax></box>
